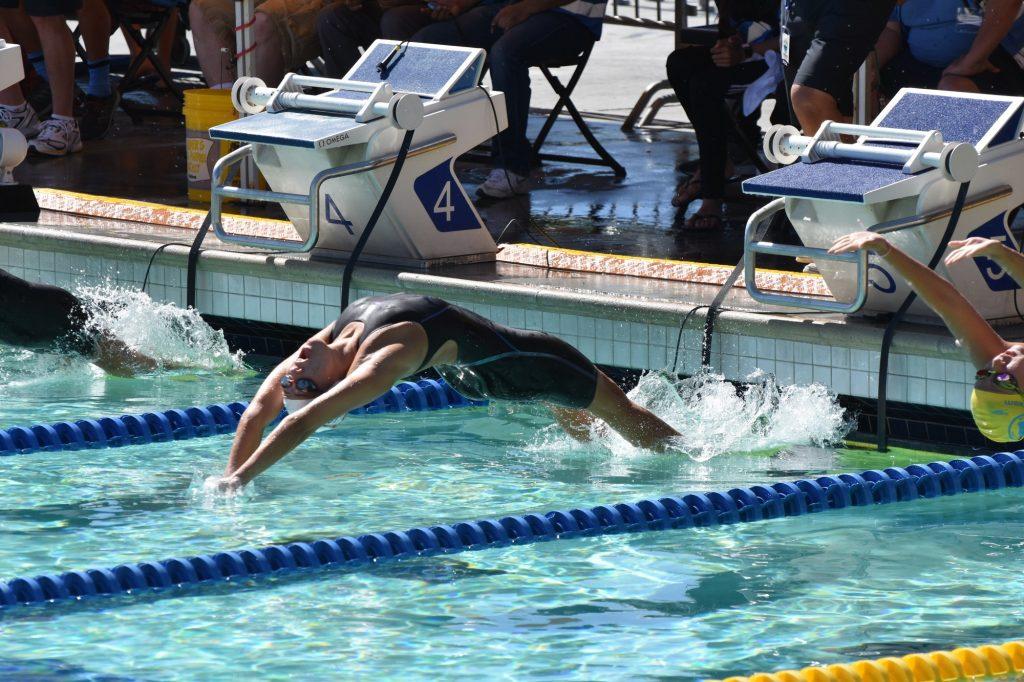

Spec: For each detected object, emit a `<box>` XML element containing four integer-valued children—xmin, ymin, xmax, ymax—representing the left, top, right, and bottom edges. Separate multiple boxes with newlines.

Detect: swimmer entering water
<box><xmin>0</xmin><ymin>268</ymin><xmax>159</xmax><ymax>376</ymax></box>
<box><xmin>221</xmin><ymin>293</ymin><xmax>681</xmax><ymax>488</ymax></box>
<box><xmin>830</xmin><ymin>233</ymin><xmax>1024</xmax><ymax>443</ymax></box>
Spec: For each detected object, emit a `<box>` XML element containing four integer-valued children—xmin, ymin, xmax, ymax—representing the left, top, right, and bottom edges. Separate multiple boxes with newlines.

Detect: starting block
<box><xmin>0</xmin><ymin>39</ymin><xmax>39</xmax><ymax>223</ymax></box>
<box><xmin>743</xmin><ymin>88</ymin><xmax>1024</xmax><ymax>324</ymax></box>
<box><xmin>208</xmin><ymin>40</ymin><xmax>507</xmax><ymax>267</ymax></box>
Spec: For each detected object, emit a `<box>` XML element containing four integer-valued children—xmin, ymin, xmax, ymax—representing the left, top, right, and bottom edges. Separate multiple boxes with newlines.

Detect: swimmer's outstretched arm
<box><xmin>829</xmin><ymin>232</ymin><xmax>1009</xmax><ymax>367</ymax></box>
<box><xmin>91</xmin><ymin>335</ymin><xmax>159</xmax><ymax>377</ymax></box>
<box><xmin>224</xmin><ymin>345</ymin><xmax>420</xmax><ymax>488</ymax></box>
<box><xmin>224</xmin><ymin>326</ymin><xmax>335</xmax><ymax>476</ymax></box>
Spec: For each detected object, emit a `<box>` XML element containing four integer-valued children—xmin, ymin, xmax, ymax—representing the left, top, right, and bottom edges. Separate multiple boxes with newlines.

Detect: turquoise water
<box><xmin>0</xmin><ymin>290</ymin><xmax>1023</xmax><ymax>680</ymax></box>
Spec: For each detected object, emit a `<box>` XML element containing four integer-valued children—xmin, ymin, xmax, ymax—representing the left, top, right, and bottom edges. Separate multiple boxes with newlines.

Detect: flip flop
<box><xmin>683</xmin><ymin>212</ymin><xmax>725</xmax><ymax>232</ymax></box>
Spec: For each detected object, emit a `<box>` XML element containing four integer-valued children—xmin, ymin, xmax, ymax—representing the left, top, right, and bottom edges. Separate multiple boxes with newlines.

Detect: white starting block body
<box><xmin>208</xmin><ymin>41</ymin><xmax>506</xmax><ymax>267</ymax></box>
<box><xmin>743</xmin><ymin>88</ymin><xmax>1024</xmax><ymax>324</ymax></box>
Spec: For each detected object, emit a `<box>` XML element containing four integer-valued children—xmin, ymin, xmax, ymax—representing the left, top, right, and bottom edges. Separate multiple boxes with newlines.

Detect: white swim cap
<box><xmin>284</xmin><ymin>397</ymin><xmax>312</xmax><ymax>414</ymax></box>
<box><xmin>283</xmin><ymin>398</ymin><xmax>346</xmax><ymax>429</ymax></box>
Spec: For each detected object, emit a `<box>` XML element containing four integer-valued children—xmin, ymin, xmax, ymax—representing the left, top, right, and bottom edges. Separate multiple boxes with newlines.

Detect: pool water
<box><xmin>0</xmin><ymin>292</ymin><xmax>1022</xmax><ymax>680</ymax></box>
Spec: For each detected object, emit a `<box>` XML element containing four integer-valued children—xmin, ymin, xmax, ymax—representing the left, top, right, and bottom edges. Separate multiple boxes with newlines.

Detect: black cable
<box><xmin>341</xmin><ymin>129</ymin><xmax>415</xmax><ymax>310</ymax></box>
<box><xmin>186</xmin><ymin>212</ymin><xmax>213</xmax><ymax>309</ymax></box>
<box><xmin>670</xmin><ymin>304</ymin><xmax>710</xmax><ymax>375</ymax></box>
<box><xmin>876</xmin><ymin>181</ymin><xmax>971</xmax><ymax>452</ymax></box>
<box><xmin>141</xmin><ymin>241</ymin><xmax>191</xmax><ymax>293</ymax></box>
<box><xmin>700</xmin><ymin>206</ymin><xmax>782</xmax><ymax>368</ymax></box>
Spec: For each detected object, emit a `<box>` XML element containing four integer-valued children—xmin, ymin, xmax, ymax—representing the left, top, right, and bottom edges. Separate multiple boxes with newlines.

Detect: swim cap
<box><xmin>282</xmin><ymin>398</ymin><xmax>346</xmax><ymax>428</ymax></box>
<box><xmin>283</xmin><ymin>398</ymin><xmax>312</xmax><ymax>414</ymax></box>
<box><xmin>970</xmin><ymin>388</ymin><xmax>1024</xmax><ymax>442</ymax></box>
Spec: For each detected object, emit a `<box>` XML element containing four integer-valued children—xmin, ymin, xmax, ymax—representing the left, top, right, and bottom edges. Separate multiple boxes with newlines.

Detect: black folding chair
<box><xmin>110</xmin><ymin>0</ymin><xmax>188</xmax><ymax>103</ymax></box>
<box><xmin>530</xmin><ymin>44</ymin><xmax>626</xmax><ymax>177</ymax></box>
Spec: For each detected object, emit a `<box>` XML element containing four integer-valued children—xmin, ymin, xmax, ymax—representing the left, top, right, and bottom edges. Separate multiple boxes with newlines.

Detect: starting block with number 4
<box><xmin>208</xmin><ymin>40</ymin><xmax>506</xmax><ymax>267</ymax></box>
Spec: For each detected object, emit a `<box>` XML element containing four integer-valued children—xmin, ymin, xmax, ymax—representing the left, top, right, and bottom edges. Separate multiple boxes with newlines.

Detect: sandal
<box><xmin>672</xmin><ymin>173</ymin><xmax>701</xmax><ymax>207</ymax></box>
<box><xmin>683</xmin><ymin>212</ymin><xmax>725</xmax><ymax>231</ymax></box>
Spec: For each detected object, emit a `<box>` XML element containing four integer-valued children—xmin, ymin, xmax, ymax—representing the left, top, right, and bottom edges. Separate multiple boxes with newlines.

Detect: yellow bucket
<box><xmin>184</xmin><ymin>88</ymin><xmax>239</xmax><ymax>204</ymax></box>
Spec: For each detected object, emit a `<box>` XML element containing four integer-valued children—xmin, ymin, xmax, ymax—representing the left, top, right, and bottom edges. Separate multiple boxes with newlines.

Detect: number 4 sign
<box><xmin>413</xmin><ymin>161</ymin><xmax>480</xmax><ymax>233</ymax></box>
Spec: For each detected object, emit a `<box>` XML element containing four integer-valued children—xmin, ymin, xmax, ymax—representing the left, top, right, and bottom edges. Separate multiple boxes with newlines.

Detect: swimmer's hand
<box><xmin>945</xmin><ymin>237</ymin><xmax>1009</xmax><ymax>266</ymax></box>
<box><xmin>204</xmin><ymin>475</ymin><xmax>243</xmax><ymax>494</ymax></box>
<box><xmin>828</xmin><ymin>232</ymin><xmax>892</xmax><ymax>257</ymax></box>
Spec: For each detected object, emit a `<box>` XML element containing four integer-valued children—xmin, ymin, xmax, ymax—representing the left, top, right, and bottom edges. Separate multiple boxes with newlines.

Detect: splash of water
<box><xmin>74</xmin><ymin>283</ymin><xmax>245</xmax><ymax>372</ymax></box>
<box><xmin>529</xmin><ymin>369</ymin><xmax>852</xmax><ymax>462</ymax></box>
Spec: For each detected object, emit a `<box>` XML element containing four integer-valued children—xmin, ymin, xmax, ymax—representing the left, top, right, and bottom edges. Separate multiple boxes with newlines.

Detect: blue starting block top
<box><xmin>345</xmin><ymin>42</ymin><xmax>484</xmax><ymax>99</ymax></box>
<box><xmin>210</xmin><ymin>109</ymin><xmax>361</xmax><ymax>149</ymax></box>
<box><xmin>744</xmin><ymin>89</ymin><xmax>1024</xmax><ymax>203</ymax></box>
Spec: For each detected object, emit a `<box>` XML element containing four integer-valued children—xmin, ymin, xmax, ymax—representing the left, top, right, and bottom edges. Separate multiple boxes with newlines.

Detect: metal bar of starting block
<box><xmin>210</xmin><ymin>134</ymin><xmax>457</xmax><ymax>252</ymax></box>
<box><xmin>247</xmin><ymin>86</ymin><xmax>390</xmax><ymax>119</ymax></box>
<box><xmin>763</xmin><ymin>122</ymin><xmax>979</xmax><ymax>182</ymax></box>
<box><xmin>743</xmin><ymin>198</ymin><xmax>870</xmax><ymax>314</ymax></box>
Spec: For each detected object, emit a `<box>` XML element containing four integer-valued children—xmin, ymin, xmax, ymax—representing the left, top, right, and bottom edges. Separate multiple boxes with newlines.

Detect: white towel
<box><xmin>743</xmin><ymin>50</ymin><xmax>784</xmax><ymax>117</ymax></box>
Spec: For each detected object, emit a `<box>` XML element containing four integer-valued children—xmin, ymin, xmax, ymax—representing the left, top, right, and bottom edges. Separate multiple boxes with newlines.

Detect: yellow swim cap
<box><xmin>970</xmin><ymin>388</ymin><xmax>1024</xmax><ymax>442</ymax></box>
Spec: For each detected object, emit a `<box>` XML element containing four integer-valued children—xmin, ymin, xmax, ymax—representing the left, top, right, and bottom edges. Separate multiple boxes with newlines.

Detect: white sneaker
<box><xmin>29</xmin><ymin>118</ymin><xmax>83</xmax><ymax>157</ymax></box>
<box><xmin>478</xmin><ymin>168</ymin><xmax>529</xmax><ymax>199</ymax></box>
<box><xmin>0</xmin><ymin>102</ymin><xmax>41</xmax><ymax>139</ymax></box>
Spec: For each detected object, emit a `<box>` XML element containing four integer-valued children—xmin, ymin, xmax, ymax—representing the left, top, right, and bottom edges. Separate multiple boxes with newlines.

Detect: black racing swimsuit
<box><xmin>333</xmin><ymin>294</ymin><xmax>599</xmax><ymax>409</ymax></box>
<box><xmin>0</xmin><ymin>268</ymin><xmax>96</xmax><ymax>355</ymax></box>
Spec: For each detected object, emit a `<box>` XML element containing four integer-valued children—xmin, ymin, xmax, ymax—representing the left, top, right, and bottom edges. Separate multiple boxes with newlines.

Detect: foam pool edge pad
<box><xmin>2</xmin><ymin>451</ymin><xmax>1023</xmax><ymax>609</ymax></box>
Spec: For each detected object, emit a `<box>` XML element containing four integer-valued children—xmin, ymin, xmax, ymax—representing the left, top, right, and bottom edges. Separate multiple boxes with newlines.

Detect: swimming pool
<box><xmin>0</xmin><ymin>296</ymin><xmax>1022</xmax><ymax>680</ymax></box>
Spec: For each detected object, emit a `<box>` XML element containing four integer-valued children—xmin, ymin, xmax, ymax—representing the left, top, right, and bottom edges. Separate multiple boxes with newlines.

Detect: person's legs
<box><xmin>670</xmin><ymin>52</ymin><xmax>766</xmax><ymax>226</ymax></box>
<box><xmin>412</xmin><ymin>3</ymin><xmax>500</xmax><ymax>48</ymax></box>
<box><xmin>26</xmin><ymin>0</ymin><xmax>82</xmax><ymax>155</ymax></box>
<box><xmin>256</xmin><ymin>0</ymin><xmax>330</xmax><ymax>82</ymax></box>
<box><xmin>946</xmin><ymin>47</ymin><xmax>1024</xmax><ymax>95</ymax></box>
<box><xmin>380</xmin><ymin>4</ymin><xmax>433</xmax><ymax>40</ymax></box>
<box><xmin>879</xmin><ymin>49</ymin><xmax>943</xmax><ymax>97</ymax></box>
<box><xmin>584</xmin><ymin>372</ymin><xmax>679</xmax><ymax>449</ymax></box>
<box><xmin>188</xmin><ymin>0</ymin><xmax>236</xmax><ymax>87</ymax></box>
<box><xmin>789</xmin><ymin>0</ymin><xmax>895</xmax><ymax>133</ymax></box>
<box><xmin>316</xmin><ymin>3</ymin><xmax>382</xmax><ymax>78</ymax></box>
<box><xmin>77</xmin><ymin>0</ymin><xmax>119</xmax><ymax>140</ymax></box>
<box><xmin>486</xmin><ymin>12</ymin><xmax>592</xmax><ymax>178</ymax></box>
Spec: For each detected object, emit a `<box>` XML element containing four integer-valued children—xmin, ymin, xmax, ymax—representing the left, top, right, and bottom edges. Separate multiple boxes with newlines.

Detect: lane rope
<box><xmin>0</xmin><ymin>379</ymin><xmax>486</xmax><ymax>456</ymax></box>
<box><xmin>2</xmin><ymin>450</ymin><xmax>1023</xmax><ymax>608</ymax></box>
<box><xmin>718</xmin><ymin>639</ymin><xmax>1024</xmax><ymax>681</ymax></box>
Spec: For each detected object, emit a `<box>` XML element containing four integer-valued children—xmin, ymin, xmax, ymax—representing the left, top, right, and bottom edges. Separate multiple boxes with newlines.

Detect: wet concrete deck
<box><xmin>13</xmin><ymin>97</ymin><xmax>779</xmax><ymax>268</ymax></box>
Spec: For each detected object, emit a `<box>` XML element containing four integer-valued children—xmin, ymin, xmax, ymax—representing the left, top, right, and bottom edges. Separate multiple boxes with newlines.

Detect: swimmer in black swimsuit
<box><xmin>0</xmin><ymin>268</ymin><xmax>159</xmax><ymax>376</ymax></box>
<box><xmin>221</xmin><ymin>293</ymin><xmax>680</xmax><ymax>488</ymax></box>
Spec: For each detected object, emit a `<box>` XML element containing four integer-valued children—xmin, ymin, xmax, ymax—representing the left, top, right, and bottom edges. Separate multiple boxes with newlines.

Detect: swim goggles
<box><xmin>280</xmin><ymin>374</ymin><xmax>319</xmax><ymax>393</ymax></box>
<box><xmin>976</xmin><ymin>368</ymin><xmax>1024</xmax><ymax>397</ymax></box>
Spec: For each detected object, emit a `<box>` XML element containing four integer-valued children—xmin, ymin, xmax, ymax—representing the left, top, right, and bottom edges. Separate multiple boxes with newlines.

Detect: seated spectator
<box><xmin>0</xmin><ymin>0</ymin><xmax>115</xmax><ymax>155</ymax></box>
<box><xmin>413</xmin><ymin>0</ymin><xmax>607</xmax><ymax>198</ymax></box>
<box><xmin>829</xmin><ymin>233</ymin><xmax>1024</xmax><ymax>443</ymax></box>
<box><xmin>317</xmin><ymin>0</ymin><xmax>452</xmax><ymax>78</ymax></box>
<box><xmin>666</xmin><ymin>0</ymin><xmax>781</xmax><ymax>231</ymax></box>
<box><xmin>0</xmin><ymin>16</ymin><xmax>40</xmax><ymax>138</ymax></box>
<box><xmin>875</xmin><ymin>0</ymin><xmax>1024</xmax><ymax>98</ymax></box>
<box><xmin>189</xmin><ymin>0</ymin><xmax>327</xmax><ymax>88</ymax></box>
<box><xmin>784</xmin><ymin>0</ymin><xmax>895</xmax><ymax>134</ymax></box>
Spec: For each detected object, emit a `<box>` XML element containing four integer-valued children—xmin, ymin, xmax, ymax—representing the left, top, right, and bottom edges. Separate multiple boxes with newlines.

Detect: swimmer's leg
<box><xmin>548</xmin><ymin>405</ymin><xmax>597</xmax><ymax>442</ymax></box>
<box><xmin>585</xmin><ymin>372</ymin><xmax>680</xmax><ymax>449</ymax></box>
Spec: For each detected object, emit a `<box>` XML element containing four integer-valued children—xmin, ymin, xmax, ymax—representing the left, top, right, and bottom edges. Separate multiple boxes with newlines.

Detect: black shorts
<box><xmin>0</xmin><ymin>268</ymin><xmax>96</xmax><ymax>355</ymax></box>
<box><xmin>0</xmin><ymin>0</ymin><xmax>83</xmax><ymax>16</ymax></box>
<box><xmin>437</xmin><ymin>330</ymin><xmax>599</xmax><ymax>409</ymax></box>
<box><xmin>783</xmin><ymin>0</ymin><xmax>895</xmax><ymax>115</ymax></box>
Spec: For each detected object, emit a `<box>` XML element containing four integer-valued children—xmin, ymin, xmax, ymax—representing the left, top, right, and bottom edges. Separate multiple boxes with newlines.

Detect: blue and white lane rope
<box><xmin>0</xmin><ymin>379</ymin><xmax>486</xmax><ymax>456</ymax></box>
<box><xmin>2</xmin><ymin>452</ymin><xmax>1023</xmax><ymax>608</ymax></box>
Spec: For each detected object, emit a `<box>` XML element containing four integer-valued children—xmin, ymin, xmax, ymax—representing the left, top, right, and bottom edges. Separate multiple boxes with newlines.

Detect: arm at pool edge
<box><xmin>226</xmin><ymin>343</ymin><xmax>420</xmax><ymax>488</ymax></box>
<box><xmin>829</xmin><ymin>232</ymin><xmax>1010</xmax><ymax>367</ymax></box>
